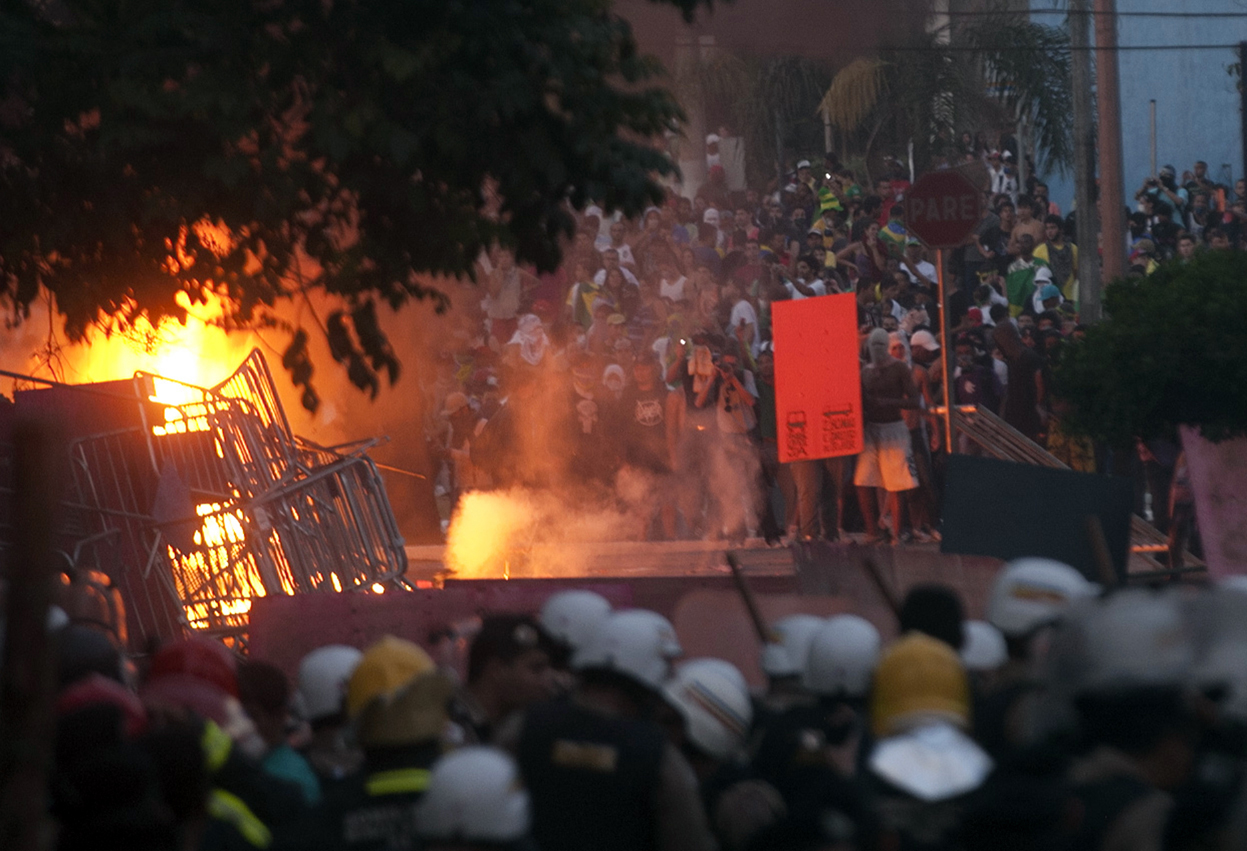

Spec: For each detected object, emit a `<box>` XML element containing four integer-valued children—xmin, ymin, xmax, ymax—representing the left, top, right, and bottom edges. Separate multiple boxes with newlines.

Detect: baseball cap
<box><xmin>443</xmin><ymin>391</ymin><xmax>470</xmax><ymax>416</ymax></box>
<box><xmin>1001</xmin><ymin>150</ymin><xmax>1013</xmax><ymax>160</ymax></box>
<box><xmin>607</xmin><ymin>313</ymin><xmax>627</xmax><ymax>326</ymax></box>
<box><xmin>967</xmin><ymin>307</ymin><xmax>983</xmax><ymax>324</ymax></box>
<box><xmin>706</xmin><ymin>133</ymin><xmax>721</xmax><ymax>145</ymax></box>
<box><xmin>910</xmin><ymin>330</ymin><xmax>941</xmax><ymax>352</ymax></box>
<box><xmin>1160</xmin><ymin>164</ymin><xmax>1176</xmax><ymax>177</ymax></box>
<box><xmin>988</xmin><ymin>150</ymin><xmax>1001</xmax><ymax>159</ymax></box>
<box><xmin>796</xmin><ymin>159</ymin><xmax>811</xmax><ymax>169</ymax></box>
<box><xmin>703</xmin><ymin>209</ymin><xmax>720</xmax><ymax>225</ymax></box>
<box><xmin>1039</xmin><ymin>284</ymin><xmax>1062</xmax><ymax>301</ymax></box>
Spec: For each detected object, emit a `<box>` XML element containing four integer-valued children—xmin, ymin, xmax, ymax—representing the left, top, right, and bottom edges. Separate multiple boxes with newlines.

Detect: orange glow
<box><xmin>445</xmin><ymin>490</ymin><xmax>536</xmax><ymax>579</ymax></box>
<box><xmin>170</xmin><ymin>501</ymin><xmax>265</xmax><ymax>631</ymax></box>
<box><xmin>371</xmin><ymin>582</ymin><xmax>386</xmax><ymax>594</ymax></box>
<box><xmin>41</xmin><ymin>290</ymin><xmax>255</xmax><ymax>396</ymax></box>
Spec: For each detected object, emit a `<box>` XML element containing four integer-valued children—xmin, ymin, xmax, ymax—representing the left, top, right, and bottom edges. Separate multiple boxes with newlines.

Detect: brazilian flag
<box><xmin>818</xmin><ymin>185</ymin><xmax>842</xmax><ymax>216</ymax></box>
<box><xmin>1004</xmin><ymin>259</ymin><xmax>1048</xmax><ymax>317</ymax></box>
<box><xmin>880</xmin><ymin>220</ymin><xmax>908</xmax><ymax>260</ymax></box>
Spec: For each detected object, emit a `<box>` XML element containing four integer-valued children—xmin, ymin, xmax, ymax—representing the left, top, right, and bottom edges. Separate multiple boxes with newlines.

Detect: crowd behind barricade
<box><xmin>424</xmin><ymin>132</ymin><xmax>1238</xmax><ymax>549</ymax></box>
<box><xmin>43</xmin><ymin>562</ymin><xmax>1247</xmax><ymax>851</ymax></box>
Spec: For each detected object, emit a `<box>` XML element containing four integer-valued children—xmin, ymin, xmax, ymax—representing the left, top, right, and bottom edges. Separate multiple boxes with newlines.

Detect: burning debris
<box><xmin>10</xmin><ymin>349</ymin><xmax>407</xmax><ymax>647</ymax></box>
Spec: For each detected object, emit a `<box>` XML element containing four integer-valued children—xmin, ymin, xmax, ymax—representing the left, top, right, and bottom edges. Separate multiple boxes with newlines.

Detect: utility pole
<box><xmin>1240</xmin><ymin>42</ymin><xmax>1247</xmax><ymax>189</ymax></box>
<box><xmin>1070</xmin><ymin>0</ymin><xmax>1102</xmax><ymax>322</ymax></box>
<box><xmin>1095</xmin><ymin>0</ymin><xmax>1127</xmax><ymax>290</ymax></box>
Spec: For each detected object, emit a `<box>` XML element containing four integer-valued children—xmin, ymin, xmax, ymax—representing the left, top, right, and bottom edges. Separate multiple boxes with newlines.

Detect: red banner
<box><xmin>772</xmin><ymin>295</ymin><xmax>863</xmax><ymax>463</ymax></box>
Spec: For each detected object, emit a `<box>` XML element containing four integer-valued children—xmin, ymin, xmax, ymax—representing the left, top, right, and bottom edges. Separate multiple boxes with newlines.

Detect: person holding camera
<box><xmin>1136</xmin><ymin>165</ymin><xmax>1189</xmax><ymax>229</ymax></box>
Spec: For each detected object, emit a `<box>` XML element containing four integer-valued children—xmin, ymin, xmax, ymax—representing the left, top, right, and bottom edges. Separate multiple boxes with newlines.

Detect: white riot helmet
<box><xmin>761</xmin><ymin>614</ymin><xmax>825</xmax><ymax>678</ymax></box>
<box><xmin>663</xmin><ymin>659</ymin><xmax>753</xmax><ymax>761</ymax></box>
<box><xmin>804</xmin><ymin>615</ymin><xmax>882</xmax><ymax>698</ymax></box>
<box><xmin>960</xmin><ymin>621</ymin><xmax>1008</xmax><ymax>673</ymax></box>
<box><xmin>572</xmin><ymin>609</ymin><xmax>679</xmax><ymax>691</ymax></box>
<box><xmin>415</xmin><ymin>747</ymin><xmax>530</xmax><ymax>844</ymax></box>
<box><xmin>1053</xmin><ymin>588</ymin><xmax>1193</xmax><ymax>696</ymax></box>
<box><xmin>540</xmin><ymin>590</ymin><xmax>612</xmax><ymax>653</ymax></box>
<box><xmin>987</xmin><ymin>558</ymin><xmax>1097</xmax><ymax>638</ymax></box>
<box><xmin>297</xmin><ymin>644</ymin><xmax>364</xmax><ymax>722</ymax></box>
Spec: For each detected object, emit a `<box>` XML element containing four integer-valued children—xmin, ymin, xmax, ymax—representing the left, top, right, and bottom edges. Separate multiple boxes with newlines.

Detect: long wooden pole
<box><xmin>1070</xmin><ymin>0</ymin><xmax>1102</xmax><ymax>322</ymax></box>
<box><xmin>937</xmin><ymin>248</ymin><xmax>955</xmax><ymax>454</ymax></box>
<box><xmin>1095</xmin><ymin>0</ymin><xmax>1127</xmax><ymax>287</ymax></box>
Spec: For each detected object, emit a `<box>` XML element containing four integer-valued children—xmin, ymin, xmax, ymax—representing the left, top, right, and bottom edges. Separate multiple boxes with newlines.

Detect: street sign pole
<box><xmin>936</xmin><ymin>248</ymin><xmax>955</xmax><ymax>455</ymax></box>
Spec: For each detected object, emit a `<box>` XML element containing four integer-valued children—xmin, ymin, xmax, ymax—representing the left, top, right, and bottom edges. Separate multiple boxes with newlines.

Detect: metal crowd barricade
<box><xmin>64</xmin><ymin>349</ymin><xmax>408</xmax><ymax>645</ymax></box>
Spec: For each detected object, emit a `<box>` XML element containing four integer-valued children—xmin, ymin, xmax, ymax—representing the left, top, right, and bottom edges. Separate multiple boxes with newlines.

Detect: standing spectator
<box><xmin>594</xmin><ymin>247</ymin><xmax>640</xmax><ymax>289</ymax></box>
<box><xmin>1034</xmin><ymin>215</ymin><xmax>1078</xmax><ymax>304</ymax></box>
<box><xmin>485</xmin><ymin>248</ymin><xmax>539</xmax><ymax>346</ymax></box>
<box><xmin>994</xmin><ymin>320</ymin><xmax>1046</xmax><ymax>444</ymax></box>
<box><xmin>855</xmin><ymin>328</ymin><xmax>921</xmax><ymax>543</ymax></box>
<box><xmin>1007</xmin><ymin>197</ymin><xmax>1045</xmax><ymax>258</ymax></box>
<box><xmin>621</xmin><ymin>354</ymin><xmax>678</xmax><ymax>539</ymax></box>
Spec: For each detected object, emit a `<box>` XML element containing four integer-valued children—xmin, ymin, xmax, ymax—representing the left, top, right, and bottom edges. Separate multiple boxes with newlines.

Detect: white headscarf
<box><xmin>507</xmin><ymin>314</ymin><xmax>549</xmax><ymax>366</ymax></box>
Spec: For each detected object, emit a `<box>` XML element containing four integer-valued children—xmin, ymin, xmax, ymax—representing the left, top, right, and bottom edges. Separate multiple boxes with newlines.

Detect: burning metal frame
<box><xmin>25</xmin><ymin>349</ymin><xmax>407</xmax><ymax>646</ymax></box>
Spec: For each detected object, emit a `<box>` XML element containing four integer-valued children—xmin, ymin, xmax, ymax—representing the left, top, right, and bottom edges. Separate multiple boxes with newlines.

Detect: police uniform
<box><xmin>318</xmin><ymin>744</ymin><xmax>441</xmax><ymax>851</ymax></box>
<box><xmin>518</xmin><ymin>699</ymin><xmax>666</xmax><ymax>851</ymax></box>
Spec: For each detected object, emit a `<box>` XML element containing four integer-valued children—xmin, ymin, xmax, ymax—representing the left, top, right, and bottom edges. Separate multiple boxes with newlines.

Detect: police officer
<box><xmin>319</xmin><ymin>635</ymin><xmax>455</xmax><ymax>851</ymax></box>
<box><xmin>509</xmin><ymin>609</ymin><xmax>716</xmax><ymax>851</ymax></box>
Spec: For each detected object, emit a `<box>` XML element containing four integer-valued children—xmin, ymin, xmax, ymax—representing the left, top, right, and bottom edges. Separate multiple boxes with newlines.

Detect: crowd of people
<box><xmin>422</xmin><ymin>134</ymin><xmax>1239</xmax><ymax>550</ymax></box>
<box><xmin>45</xmin><ymin>559</ymin><xmax>1247</xmax><ymax>851</ymax></box>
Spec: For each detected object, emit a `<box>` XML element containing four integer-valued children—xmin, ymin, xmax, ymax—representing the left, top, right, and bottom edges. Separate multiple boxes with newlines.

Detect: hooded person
<box><xmin>319</xmin><ymin>635</ymin><xmax>456</xmax><ymax>851</ymax></box>
<box><xmin>506</xmin><ymin>314</ymin><xmax>550</xmax><ymax>367</ymax></box>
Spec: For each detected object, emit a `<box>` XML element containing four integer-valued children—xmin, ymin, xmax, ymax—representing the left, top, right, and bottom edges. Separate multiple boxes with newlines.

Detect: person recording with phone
<box><xmin>1136</xmin><ymin>165</ymin><xmax>1189</xmax><ymax>228</ymax></box>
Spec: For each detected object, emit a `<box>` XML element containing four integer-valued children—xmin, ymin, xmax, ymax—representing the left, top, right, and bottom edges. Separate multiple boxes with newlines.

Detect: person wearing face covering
<box><xmin>854</xmin><ymin>328</ymin><xmax>921</xmax><ymax>543</ymax></box>
<box><xmin>994</xmin><ymin>320</ymin><xmax>1047</xmax><ymax>444</ymax></box>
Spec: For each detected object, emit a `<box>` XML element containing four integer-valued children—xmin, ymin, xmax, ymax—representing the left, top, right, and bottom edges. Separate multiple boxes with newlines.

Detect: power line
<box><xmin>882</xmin><ymin>42</ymin><xmax>1242</xmax><ymax>52</ymax></box>
<box><xmin>938</xmin><ymin>8</ymin><xmax>1247</xmax><ymax>17</ymax></box>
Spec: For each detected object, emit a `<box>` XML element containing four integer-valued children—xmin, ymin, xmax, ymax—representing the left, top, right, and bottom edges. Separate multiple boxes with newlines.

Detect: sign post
<box><xmin>903</xmin><ymin>170</ymin><xmax>983</xmax><ymax>456</ymax></box>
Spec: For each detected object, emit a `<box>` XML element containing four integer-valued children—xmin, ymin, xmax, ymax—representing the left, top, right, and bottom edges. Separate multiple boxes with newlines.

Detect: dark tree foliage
<box><xmin>1057</xmin><ymin>251</ymin><xmax>1247</xmax><ymax>445</ymax></box>
<box><xmin>0</xmin><ymin>0</ymin><xmax>708</xmax><ymax>408</ymax></box>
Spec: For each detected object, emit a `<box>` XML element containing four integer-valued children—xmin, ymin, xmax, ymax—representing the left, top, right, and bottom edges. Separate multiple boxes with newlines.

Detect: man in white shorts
<box><xmin>854</xmin><ymin>328</ymin><xmax>920</xmax><ymax>543</ymax></box>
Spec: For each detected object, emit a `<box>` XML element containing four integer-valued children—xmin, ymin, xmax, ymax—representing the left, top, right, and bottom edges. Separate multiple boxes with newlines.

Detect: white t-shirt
<box><xmin>728</xmin><ymin>299</ymin><xmax>761</xmax><ymax>356</ymax></box>
<box><xmin>904</xmin><ymin>260</ymin><xmax>938</xmax><ymax>287</ymax></box>
<box><xmin>784</xmin><ymin>278</ymin><xmax>827</xmax><ymax>300</ymax></box>
<box><xmin>660</xmin><ymin>275</ymin><xmax>687</xmax><ymax>302</ymax></box>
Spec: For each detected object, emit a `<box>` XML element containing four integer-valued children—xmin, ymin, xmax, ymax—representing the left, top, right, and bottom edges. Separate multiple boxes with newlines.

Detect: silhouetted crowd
<box><xmin>42</xmin><ymin>559</ymin><xmax>1247</xmax><ymax>851</ymax></box>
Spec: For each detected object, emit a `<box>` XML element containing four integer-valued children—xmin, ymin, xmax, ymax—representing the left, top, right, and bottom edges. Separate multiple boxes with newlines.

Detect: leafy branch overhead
<box><xmin>0</xmin><ymin>0</ymin><xmax>711</xmax><ymax>408</ymax></box>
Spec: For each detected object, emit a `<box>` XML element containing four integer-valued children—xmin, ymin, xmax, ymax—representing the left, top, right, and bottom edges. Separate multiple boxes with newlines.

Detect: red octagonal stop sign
<box><xmin>904</xmin><ymin>170</ymin><xmax>983</xmax><ymax>249</ymax></box>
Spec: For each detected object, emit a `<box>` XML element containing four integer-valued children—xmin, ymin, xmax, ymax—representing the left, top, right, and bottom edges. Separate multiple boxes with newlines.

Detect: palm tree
<box><xmin>680</xmin><ymin>51</ymin><xmax>832</xmax><ymax>186</ymax></box>
<box><xmin>818</xmin><ymin>15</ymin><xmax>1073</xmax><ymax>181</ymax></box>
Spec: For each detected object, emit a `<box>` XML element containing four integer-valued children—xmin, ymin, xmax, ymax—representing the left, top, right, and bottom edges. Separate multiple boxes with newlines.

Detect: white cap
<box><xmin>703</xmin><ymin>208</ymin><xmax>720</xmax><ymax>225</ymax></box>
<box><xmin>297</xmin><ymin>645</ymin><xmax>364</xmax><ymax>721</ymax></box>
<box><xmin>415</xmin><ymin>747</ymin><xmax>530</xmax><ymax>843</ymax></box>
<box><xmin>540</xmin><ymin>590</ymin><xmax>612</xmax><ymax>652</ymax></box>
<box><xmin>960</xmin><ymin>621</ymin><xmax>1007</xmax><ymax>672</ymax></box>
<box><xmin>804</xmin><ymin>615</ymin><xmax>882</xmax><ymax>698</ymax></box>
<box><xmin>706</xmin><ymin>133</ymin><xmax>721</xmax><ymax>145</ymax></box>
<box><xmin>797</xmin><ymin>159</ymin><xmax>811</xmax><ymax>169</ymax></box>
<box><xmin>663</xmin><ymin>659</ymin><xmax>753</xmax><ymax>761</ymax></box>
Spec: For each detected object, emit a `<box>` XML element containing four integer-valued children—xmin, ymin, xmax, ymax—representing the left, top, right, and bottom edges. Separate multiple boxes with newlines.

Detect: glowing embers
<box><xmin>169</xmin><ymin>502</ymin><xmax>264</xmax><ymax>631</ymax></box>
<box><xmin>150</xmin><ymin>399</ymin><xmax>232</xmax><ymax>437</ymax></box>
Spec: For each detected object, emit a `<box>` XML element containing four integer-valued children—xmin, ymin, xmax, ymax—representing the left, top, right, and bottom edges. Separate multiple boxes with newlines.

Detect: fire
<box><xmin>169</xmin><ymin>502</ymin><xmax>267</xmax><ymax>631</ymax></box>
<box><xmin>30</xmin><ymin>290</ymin><xmax>255</xmax><ymax>398</ymax></box>
<box><xmin>445</xmin><ymin>490</ymin><xmax>538</xmax><ymax>579</ymax></box>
